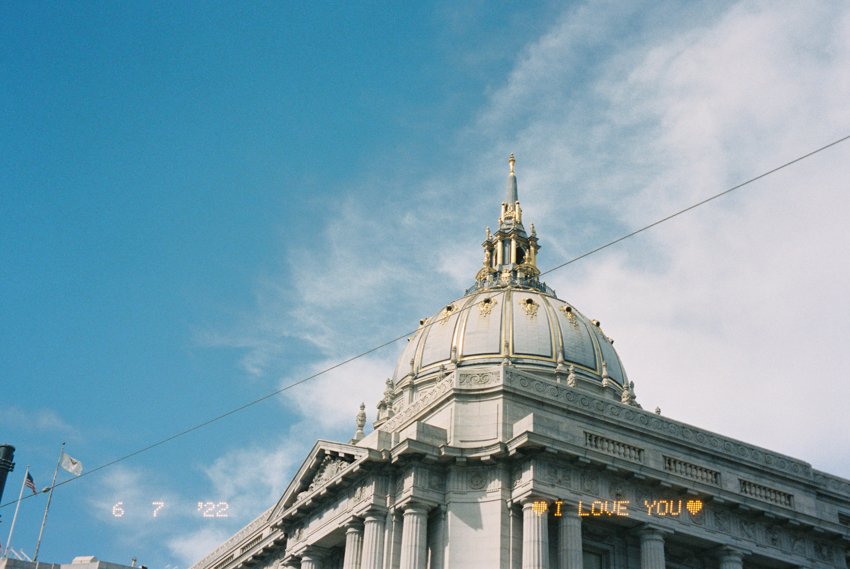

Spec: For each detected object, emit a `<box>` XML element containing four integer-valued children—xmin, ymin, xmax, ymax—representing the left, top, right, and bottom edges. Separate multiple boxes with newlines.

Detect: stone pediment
<box><xmin>270</xmin><ymin>440</ymin><xmax>375</xmax><ymax>519</ymax></box>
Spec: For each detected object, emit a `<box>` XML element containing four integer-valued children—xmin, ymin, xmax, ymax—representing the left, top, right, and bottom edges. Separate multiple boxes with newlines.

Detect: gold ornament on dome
<box><xmin>520</xmin><ymin>297</ymin><xmax>539</xmax><ymax>318</ymax></box>
<box><xmin>476</xmin><ymin>264</ymin><xmax>496</xmax><ymax>282</ymax></box>
<box><xmin>561</xmin><ymin>305</ymin><xmax>579</xmax><ymax>328</ymax></box>
<box><xmin>518</xmin><ymin>262</ymin><xmax>540</xmax><ymax>277</ymax></box>
<box><xmin>478</xmin><ymin>297</ymin><xmax>497</xmax><ymax>317</ymax></box>
<box><xmin>437</xmin><ymin>304</ymin><xmax>456</xmax><ymax>325</ymax></box>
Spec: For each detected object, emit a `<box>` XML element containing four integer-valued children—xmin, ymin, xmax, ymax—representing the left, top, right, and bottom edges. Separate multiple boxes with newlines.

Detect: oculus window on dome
<box><xmin>385</xmin><ymin>154</ymin><xmax>637</xmax><ymax>407</ymax></box>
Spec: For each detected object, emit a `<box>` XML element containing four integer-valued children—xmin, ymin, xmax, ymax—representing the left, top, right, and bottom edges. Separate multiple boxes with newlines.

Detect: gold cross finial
<box><xmin>508</xmin><ymin>153</ymin><xmax>515</xmax><ymax>175</ymax></box>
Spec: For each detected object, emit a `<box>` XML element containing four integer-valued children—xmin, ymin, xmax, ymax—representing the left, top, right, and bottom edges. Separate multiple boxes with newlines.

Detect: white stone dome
<box><xmin>392</xmin><ymin>287</ymin><xmax>627</xmax><ymax>387</ymax></box>
<box><xmin>391</xmin><ymin>155</ymin><xmax>628</xmax><ymax>391</ymax></box>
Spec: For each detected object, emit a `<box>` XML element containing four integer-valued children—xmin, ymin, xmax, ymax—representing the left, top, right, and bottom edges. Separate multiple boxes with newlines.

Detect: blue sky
<box><xmin>2</xmin><ymin>2</ymin><xmax>850</xmax><ymax>567</ymax></box>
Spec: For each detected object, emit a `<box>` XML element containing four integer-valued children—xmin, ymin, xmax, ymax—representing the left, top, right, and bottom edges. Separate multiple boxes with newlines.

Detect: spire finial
<box><xmin>508</xmin><ymin>153</ymin><xmax>516</xmax><ymax>175</ymax></box>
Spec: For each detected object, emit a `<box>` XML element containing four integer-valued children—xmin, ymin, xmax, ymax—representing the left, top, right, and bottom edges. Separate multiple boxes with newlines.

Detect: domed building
<box><xmin>193</xmin><ymin>158</ymin><xmax>850</xmax><ymax>569</ymax></box>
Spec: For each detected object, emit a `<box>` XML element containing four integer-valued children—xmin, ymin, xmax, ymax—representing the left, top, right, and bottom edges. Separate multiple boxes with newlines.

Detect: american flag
<box><xmin>25</xmin><ymin>472</ymin><xmax>37</xmax><ymax>495</ymax></box>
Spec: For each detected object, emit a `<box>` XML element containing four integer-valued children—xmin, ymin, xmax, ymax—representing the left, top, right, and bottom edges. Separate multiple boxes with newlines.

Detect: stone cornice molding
<box><xmin>380</xmin><ymin>371</ymin><xmax>456</xmax><ymax>433</ymax></box>
<box><xmin>812</xmin><ymin>470</ymin><xmax>850</xmax><ymax>500</ymax></box>
<box><xmin>270</xmin><ymin>441</ymin><xmax>381</xmax><ymax>523</ymax></box>
<box><xmin>190</xmin><ymin>506</ymin><xmax>276</xmax><ymax>569</ymax></box>
<box><xmin>502</xmin><ymin>367</ymin><xmax>813</xmax><ymax>481</ymax></box>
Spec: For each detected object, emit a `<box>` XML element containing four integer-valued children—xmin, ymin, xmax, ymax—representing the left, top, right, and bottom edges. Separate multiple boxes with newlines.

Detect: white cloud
<box><xmin>281</xmin><ymin>354</ymin><xmax>393</xmax><ymax>435</ymax></box>
<box><xmin>202</xmin><ymin>437</ymin><xmax>303</xmax><ymax>518</ymax></box>
<box><xmin>0</xmin><ymin>406</ymin><xmax>79</xmax><ymax>438</ymax></box>
<box><xmin>204</xmin><ymin>2</ymin><xmax>850</xmax><ymax>479</ymax></box>
<box><xmin>480</xmin><ymin>0</ymin><xmax>850</xmax><ymax>476</ymax></box>
<box><xmin>192</xmin><ymin>9</ymin><xmax>850</xmax><ymax>566</ymax></box>
<box><xmin>168</xmin><ymin>527</ymin><xmax>233</xmax><ymax>569</ymax></box>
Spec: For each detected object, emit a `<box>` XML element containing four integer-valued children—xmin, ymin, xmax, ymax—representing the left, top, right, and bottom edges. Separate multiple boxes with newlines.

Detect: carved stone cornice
<box><xmin>379</xmin><ymin>371</ymin><xmax>455</xmax><ymax>433</ymax></box>
<box><xmin>190</xmin><ymin>506</ymin><xmax>275</xmax><ymax>569</ymax></box>
<box><xmin>502</xmin><ymin>367</ymin><xmax>813</xmax><ymax>480</ymax></box>
<box><xmin>812</xmin><ymin>470</ymin><xmax>850</xmax><ymax>499</ymax></box>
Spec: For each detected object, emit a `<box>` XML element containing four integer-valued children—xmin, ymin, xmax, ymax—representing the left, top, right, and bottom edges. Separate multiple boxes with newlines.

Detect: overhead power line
<box><xmin>541</xmin><ymin>133</ymin><xmax>850</xmax><ymax>276</ymax></box>
<box><xmin>2</xmin><ymin>133</ymin><xmax>848</xmax><ymax>510</ymax></box>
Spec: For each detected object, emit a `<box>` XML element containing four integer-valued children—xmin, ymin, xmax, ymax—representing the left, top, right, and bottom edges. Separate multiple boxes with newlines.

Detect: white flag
<box><xmin>60</xmin><ymin>452</ymin><xmax>83</xmax><ymax>476</ymax></box>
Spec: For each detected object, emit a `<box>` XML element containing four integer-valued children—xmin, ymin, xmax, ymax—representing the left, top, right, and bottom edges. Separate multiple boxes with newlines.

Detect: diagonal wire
<box><xmin>540</xmin><ymin>134</ymin><xmax>850</xmax><ymax>276</ymax></box>
<box><xmin>2</xmin><ymin>133</ymin><xmax>848</xmax><ymax>510</ymax></box>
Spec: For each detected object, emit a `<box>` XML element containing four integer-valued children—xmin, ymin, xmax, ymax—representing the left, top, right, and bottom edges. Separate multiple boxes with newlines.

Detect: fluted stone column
<box><xmin>343</xmin><ymin>519</ymin><xmax>364</xmax><ymax>569</ymax></box>
<box><xmin>509</xmin><ymin>502</ymin><xmax>522</xmax><ymax>569</ymax></box>
<box><xmin>717</xmin><ymin>547</ymin><xmax>745</xmax><ymax>569</ymax></box>
<box><xmin>558</xmin><ymin>504</ymin><xmax>582</xmax><ymax>569</ymax></box>
<box><xmin>361</xmin><ymin>510</ymin><xmax>387</xmax><ymax>569</ymax></box>
<box><xmin>383</xmin><ymin>509</ymin><xmax>403</xmax><ymax>569</ymax></box>
<box><xmin>638</xmin><ymin>527</ymin><xmax>667</xmax><ymax>569</ymax></box>
<box><xmin>301</xmin><ymin>547</ymin><xmax>323</xmax><ymax>569</ymax></box>
<box><xmin>399</xmin><ymin>503</ymin><xmax>429</xmax><ymax>569</ymax></box>
<box><xmin>522</xmin><ymin>500</ymin><xmax>549</xmax><ymax>569</ymax></box>
<box><xmin>427</xmin><ymin>506</ymin><xmax>447</xmax><ymax>569</ymax></box>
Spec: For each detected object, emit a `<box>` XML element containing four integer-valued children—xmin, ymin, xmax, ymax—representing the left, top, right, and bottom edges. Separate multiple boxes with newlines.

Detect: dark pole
<box><xmin>0</xmin><ymin>444</ymin><xmax>15</xmax><ymax>505</ymax></box>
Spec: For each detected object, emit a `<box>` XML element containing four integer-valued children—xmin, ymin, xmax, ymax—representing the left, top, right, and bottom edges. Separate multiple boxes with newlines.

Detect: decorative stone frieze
<box><xmin>538</xmin><ymin>459</ymin><xmax>571</xmax><ymax>489</ymax></box>
<box><xmin>579</xmin><ymin>471</ymin><xmax>600</xmax><ymax>495</ymax></box>
<box><xmin>813</xmin><ymin>471</ymin><xmax>850</xmax><ymax>498</ymax></box>
<box><xmin>380</xmin><ymin>372</ymin><xmax>454</xmax><ymax>433</ymax></box>
<box><xmin>457</xmin><ymin>370</ymin><xmax>499</xmax><ymax>387</ymax></box>
<box><xmin>503</xmin><ymin>370</ymin><xmax>812</xmax><ymax>478</ymax></box>
<box><xmin>427</xmin><ymin>469</ymin><xmax>446</xmax><ymax>491</ymax></box>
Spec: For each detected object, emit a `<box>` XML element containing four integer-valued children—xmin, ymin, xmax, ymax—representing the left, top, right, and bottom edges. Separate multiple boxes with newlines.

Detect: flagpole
<box><xmin>33</xmin><ymin>443</ymin><xmax>63</xmax><ymax>562</ymax></box>
<box><xmin>3</xmin><ymin>465</ymin><xmax>31</xmax><ymax>558</ymax></box>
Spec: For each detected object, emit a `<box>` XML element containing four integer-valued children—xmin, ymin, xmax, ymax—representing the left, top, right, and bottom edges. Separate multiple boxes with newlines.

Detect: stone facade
<box><xmin>191</xmin><ymin>158</ymin><xmax>850</xmax><ymax>569</ymax></box>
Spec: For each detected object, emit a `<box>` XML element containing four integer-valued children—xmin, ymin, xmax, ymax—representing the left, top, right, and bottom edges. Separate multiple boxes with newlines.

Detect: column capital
<box><xmin>518</xmin><ymin>492</ymin><xmax>559</xmax><ymax>504</ymax></box>
<box><xmin>635</xmin><ymin>523</ymin><xmax>674</xmax><ymax>548</ymax></box>
<box><xmin>521</xmin><ymin>497</ymin><xmax>553</xmax><ymax>518</ymax></box>
<box><xmin>714</xmin><ymin>545</ymin><xmax>750</xmax><ymax>561</ymax></box>
<box><xmin>300</xmin><ymin>545</ymin><xmax>330</xmax><ymax>565</ymax></box>
<box><xmin>551</xmin><ymin>498</ymin><xmax>584</xmax><ymax>519</ymax></box>
<box><xmin>362</xmin><ymin>507</ymin><xmax>387</xmax><ymax>522</ymax></box>
<box><xmin>401</xmin><ymin>501</ymin><xmax>430</xmax><ymax>515</ymax></box>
